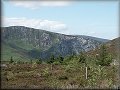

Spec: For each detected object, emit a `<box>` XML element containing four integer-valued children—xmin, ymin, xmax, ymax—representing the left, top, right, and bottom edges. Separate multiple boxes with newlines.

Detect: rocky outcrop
<box><xmin>1</xmin><ymin>26</ymin><xmax>109</xmax><ymax>59</ymax></box>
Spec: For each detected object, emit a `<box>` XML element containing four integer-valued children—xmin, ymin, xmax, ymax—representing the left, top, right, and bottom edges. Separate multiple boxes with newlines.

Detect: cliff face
<box><xmin>1</xmin><ymin>26</ymin><xmax>109</xmax><ymax>60</ymax></box>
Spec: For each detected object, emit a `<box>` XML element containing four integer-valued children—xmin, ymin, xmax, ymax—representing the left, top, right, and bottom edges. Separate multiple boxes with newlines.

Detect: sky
<box><xmin>2</xmin><ymin>0</ymin><xmax>119</xmax><ymax>40</ymax></box>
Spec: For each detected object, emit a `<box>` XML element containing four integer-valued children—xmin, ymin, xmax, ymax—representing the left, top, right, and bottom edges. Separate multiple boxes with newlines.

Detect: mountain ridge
<box><xmin>1</xmin><ymin>26</ymin><xmax>109</xmax><ymax>61</ymax></box>
<box><xmin>2</xmin><ymin>26</ymin><xmax>109</xmax><ymax>41</ymax></box>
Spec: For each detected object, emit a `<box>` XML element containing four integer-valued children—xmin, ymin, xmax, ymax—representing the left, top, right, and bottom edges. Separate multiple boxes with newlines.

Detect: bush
<box><xmin>42</xmin><ymin>67</ymin><xmax>51</xmax><ymax>77</ymax></box>
<box><xmin>57</xmin><ymin>55</ymin><xmax>64</xmax><ymax>64</ymax></box>
<box><xmin>65</xmin><ymin>65</ymin><xmax>74</xmax><ymax>73</ymax></box>
<box><xmin>47</xmin><ymin>54</ymin><xmax>55</xmax><ymax>64</ymax></box>
<box><xmin>36</xmin><ymin>58</ymin><xmax>42</xmax><ymax>64</ymax></box>
<box><xmin>58</xmin><ymin>75</ymin><xmax>68</xmax><ymax>80</ymax></box>
<box><xmin>53</xmin><ymin>61</ymin><xmax>60</xmax><ymax>65</ymax></box>
<box><xmin>16</xmin><ymin>60</ymin><xmax>22</xmax><ymax>64</ymax></box>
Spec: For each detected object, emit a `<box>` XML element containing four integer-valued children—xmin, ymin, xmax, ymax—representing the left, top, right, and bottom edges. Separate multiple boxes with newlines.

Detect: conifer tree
<box><xmin>47</xmin><ymin>54</ymin><xmax>55</xmax><ymax>64</ymax></box>
<box><xmin>58</xmin><ymin>55</ymin><xmax>64</xmax><ymax>63</ymax></box>
<box><xmin>96</xmin><ymin>44</ymin><xmax>112</xmax><ymax>66</ymax></box>
<box><xmin>10</xmin><ymin>56</ymin><xmax>14</xmax><ymax>63</ymax></box>
<box><xmin>79</xmin><ymin>52</ymin><xmax>86</xmax><ymax>63</ymax></box>
<box><xmin>36</xmin><ymin>58</ymin><xmax>42</xmax><ymax>64</ymax></box>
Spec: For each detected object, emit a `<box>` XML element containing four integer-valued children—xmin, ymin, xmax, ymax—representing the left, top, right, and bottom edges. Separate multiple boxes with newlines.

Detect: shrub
<box><xmin>58</xmin><ymin>75</ymin><xmax>68</xmax><ymax>80</ymax></box>
<box><xmin>53</xmin><ymin>61</ymin><xmax>60</xmax><ymax>65</ymax></box>
<box><xmin>47</xmin><ymin>54</ymin><xmax>55</xmax><ymax>64</ymax></box>
<box><xmin>57</xmin><ymin>55</ymin><xmax>64</xmax><ymax>64</ymax></box>
<box><xmin>42</xmin><ymin>67</ymin><xmax>51</xmax><ymax>77</ymax></box>
<box><xmin>16</xmin><ymin>60</ymin><xmax>24</xmax><ymax>64</ymax></box>
<box><xmin>36</xmin><ymin>58</ymin><xmax>42</xmax><ymax>64</ymax></box>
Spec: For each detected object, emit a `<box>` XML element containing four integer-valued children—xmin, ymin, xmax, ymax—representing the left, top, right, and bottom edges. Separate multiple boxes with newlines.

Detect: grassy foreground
<box><xmin>1</xmin><ymin>61</ymin><xmax>119</xmax><ymax>89</ymax></box>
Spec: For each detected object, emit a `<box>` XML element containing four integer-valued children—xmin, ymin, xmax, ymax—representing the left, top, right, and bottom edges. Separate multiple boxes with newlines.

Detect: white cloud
<box><xmin>2</xmin><ymin>17</ymin><xmax>68</xmax><ymax>33</ymax></box>
<box><xmin>10</xmin><ymin>1</ymin><xmax>71</xmax><ymax>9</ymax></box>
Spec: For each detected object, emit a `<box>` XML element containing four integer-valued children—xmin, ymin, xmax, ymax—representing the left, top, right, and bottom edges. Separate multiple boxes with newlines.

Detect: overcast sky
<box><xmin>2</xmin><ymin>0</ymin><xmax>119</xmax><ymax>40</ymax></box>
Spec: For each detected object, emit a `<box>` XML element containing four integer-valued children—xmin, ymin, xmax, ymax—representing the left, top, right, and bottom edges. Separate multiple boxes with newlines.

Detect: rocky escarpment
<box><xmin>1</xmin><ymin>26</ymin><xmax>109</xmax><ymax>60</ymax></box>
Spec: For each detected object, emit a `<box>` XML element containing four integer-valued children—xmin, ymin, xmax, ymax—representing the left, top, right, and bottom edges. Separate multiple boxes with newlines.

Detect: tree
<box><xmin>47</xmin><ymin>54</ymin><xmax>55</xmax><ymax>64</ymax></box>
<box><xmin>79</xmin><ymin>52</ymin><xmax>88</xmax><ymax>79</ymax></box>
<box><xmin>57</xmin><ymin>55</ymin><xmax>64</xmax><ymax>63</ymax></box>
<box><xmin>16</xmin><ymin>60</ymin><xmax>22</xmax><ymax>64</ymax></box>
<box><xmin>10</xmin><ymin>56</ymin><xmax>14</xmax><ymax>63</ymax></box>
<box><xmin>30</xmin><ymin>59</ymin><xmax>33</xmax><ymax>64</ymax></box>
<box><xmin>69</xmin><ymin>52</ymin><xmax>76</xmax><ymax>60</ymax></box>
<box><xmin>50</xmin><ymin>54</ymin><xmax>55</xmax><ymax>61</ymax></box>
<box><xmin>96</xmin><ymin>44</ymin><xmax>112</xmax><ymax>66</ymax></box>
<box><xmin>79</xmin><ymin>52</ymin><xmax>86</xmax><ymax>63</ymax></box>
<box><xmin>36</xmin><ymin>58</ymin><xmax>42</xmax><ymax>64</ymax></box>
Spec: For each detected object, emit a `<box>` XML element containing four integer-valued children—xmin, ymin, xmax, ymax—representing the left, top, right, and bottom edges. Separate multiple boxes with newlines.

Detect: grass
<box><xmin>1</xmin><ymin>61</ymin><xmax>118</xmax><ymax>89</ymax></box>
<box><xmin>1</xmin><ymin>38</ymin><xmax>44</xmax><ymax>61</ymax></box>
<box><xmin>1</xmin><ymin>43</ymin><xmax>29</xmax><ymax>61</ymax></box>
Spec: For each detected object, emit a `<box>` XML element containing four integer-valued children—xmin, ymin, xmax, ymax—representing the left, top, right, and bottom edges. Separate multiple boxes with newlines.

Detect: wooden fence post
<box><xmin>85</xmin><ymin>67</ymin><xmax>87</xmax><ymax>79</ymax></box>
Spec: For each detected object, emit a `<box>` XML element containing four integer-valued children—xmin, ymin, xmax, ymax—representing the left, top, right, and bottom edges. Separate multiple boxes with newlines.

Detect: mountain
<box><xmin>1</xmin><ymin>26</ymin><xmax>109</xmax><ymax>61</ymax></box>
<box><xmin>76</xmin><ymin>35</ymin><xmax>108</xmax><ymax>43</ymax></box>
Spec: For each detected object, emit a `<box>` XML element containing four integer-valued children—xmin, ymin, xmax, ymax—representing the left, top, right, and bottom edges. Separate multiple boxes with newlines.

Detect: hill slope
<box><xmin>86</xmin><ymin>37</ymin><xmax>120</xmax><ymax>59</ymax></box>
<box><xmin>1</xmin><ymin>26</ymin><xmax>109</xmax><ymax>61</ymax></box>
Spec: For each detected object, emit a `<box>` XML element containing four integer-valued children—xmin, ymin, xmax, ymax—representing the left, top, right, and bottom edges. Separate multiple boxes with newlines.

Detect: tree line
<box><xmin>9</xmin><ymin>44</ymin><xmax>113</xmax><ymax>66</ymax></box>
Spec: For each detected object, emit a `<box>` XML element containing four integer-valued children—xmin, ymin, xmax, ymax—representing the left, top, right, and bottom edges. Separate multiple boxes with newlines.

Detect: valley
<box><xmin>1</xmin><ymin>26</ymin><xmax>119</xmax><ymax>89</ymax></box>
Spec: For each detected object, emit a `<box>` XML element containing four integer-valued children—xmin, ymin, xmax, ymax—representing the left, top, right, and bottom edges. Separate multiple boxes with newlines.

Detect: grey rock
<box><xmin>1</xmin><ymin>26</ymin><xmax>109</xmax><ymax>59</ymax></box>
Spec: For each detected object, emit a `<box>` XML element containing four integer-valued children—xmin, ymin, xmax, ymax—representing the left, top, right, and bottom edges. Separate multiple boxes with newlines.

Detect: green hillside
<box><xmin>1</xmin><ymin>26</ymin><xmax>108</xmax><ymax>61</ymax></box>
<box><xmin>1</xmin><ymin>42</ymin><xmax>30</xmax><ymax>61</ymax></box>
